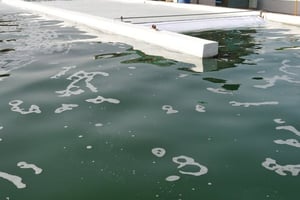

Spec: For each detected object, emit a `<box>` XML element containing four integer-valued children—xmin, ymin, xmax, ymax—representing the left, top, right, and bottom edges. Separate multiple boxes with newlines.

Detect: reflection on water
<box><xmin>95</xmin><ymin>47</ymin><xmax>177</xmax><ymax>67</ymax></box>
<box><xmin>188</xmin><ymin>29</ymin><xmax>260</xmax><ymax>71</ymax></box>
<box><xmin>1</xmin><ymin>5</ymin><xmax>300</xmax><ymax>200</ymax></box>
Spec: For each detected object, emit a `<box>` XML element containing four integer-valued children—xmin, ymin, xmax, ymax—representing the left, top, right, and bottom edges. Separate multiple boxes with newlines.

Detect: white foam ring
<box><xmin>0</xmin><ymin>171</ymin><xmax>26</xmax><ymax>189</ymax></box>
<box><xmin>9</xmin><ymin>100</ymin><xmax>41</xmax><ymax>114</ymax></box>
<box><xmin>274</xmin><ymin>139</ymin><xmax>300</xmax><ymax>148</ymax></box>
<box><xmin>254</xmin><ymin>75</ymin><xmax>300</xmax><ymax>89</ymax></box>
<box><xmin>51</xmin><ymin>66</ymin><xmax>76</xmax><ymax>79</ymax></box>
<box><xmin>172</xmin><ymin>155</ymin><xmax>208</xmax><ymax>176</ymax></box>
<box><xmin>55</xmin><ymin>104</ymin><xmax>79</xmax><ymax>113</ymax></box>
<box><xmin>229</xmin><ymin>101</ymin><xmax>279</xmax><ymax>107</ymax></box>
<box><xmin>17</xmin><ymin>161</ymin><xmax>43</xmax><ymax>175</ymax></box>
<box><xmin>86</xmin><ymin>95</ymin><xmax>120</xmax><ymax>104</ymax></box>
<box><xmin>151</xmin><ymin>148</ymin><xmax>166</xmax><ymax>158</ymax></box>
<box><xmin>262</xmin><ymin>158</ymin><xmax>300</xmax><ymax>176</ymax></box>
<box><xmin>56</xmin><ymin>70</ymin><xmax>109</xmax><ymax>97</ymax></box>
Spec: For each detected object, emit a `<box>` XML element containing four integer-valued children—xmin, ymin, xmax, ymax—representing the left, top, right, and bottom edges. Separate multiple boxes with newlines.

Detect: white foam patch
<box><xmin>165</xmin><ymin>175</ymin><xmax>180</xmax><ymax>182</ymax></box>
<box><xmin>195</xmin><ymin>104</ymin><xmax>206</xmax><ymax>113</ymax></box>
<box><xmin>254</xmin><ymin>75</ymin><xmax>300</xmax><ymax>89</ymax></box>
<box><xmin>172</xmin><ymin>155</ymin><xmax>208</xmax><ymax>176</ymax></box>
<box><xmin>86</xmin><ymin>95</ymin><xmax>120</xmax><ymax>104</ymax></box>
<box><xmin>9</xmin><ymin>100</ymin><xmax>41</xmax><ymax>114</ymax></box>
<box><xmin>274</xmin><ymin>118</ymin><xmax>286</xmax><ymax>124</ymax></box>
<box><xmin>279</xmin><ymin>60</ymin><xmax>300</xmax><ymax>76</ymax></box>
<box><xmin>274</xmin><ymin>139</ymin><xmax>300</xmax><ymax>148</ymax></box>
<box><xmin>207</xmin><ymin>87</ymin><xmax>232</xmax><ymax>95</ymax></box>
<box><xmin>0</xmin><ymin>126</ymin><xmax>3</xmax><ymax>130</ymax></box>
<box><xmin>95</xmin><ymin>123</ymin><xmax>103</xmax><ymax>127</ymax></box>
<box><xmin>262</xmin><ymin>158</ymin><xmax>300</xmax><ymax>176</ymax></box>
<box><xmin>56</xmin><ymin>70</ymin><xmax>109</xmax><ymax>97</ymax></box>
<box><xmin>17</xmin><ymin>161</ymin><xmax>43</xmax><ymax>175</ymax></box>
<box><xmin>54</xmin><ymin>104</ymin><xmax>79</xmax><ymax>113</ymax></box>
<box><xmin>229</xmin><ymin>101</ymin><xmax>279</xmax><ymax>107</ymax></box>
<box><xmin>86</xmin><ymin>145</ymin><xmax>93</xmax><ymax>149</ymax></box>
<box><xmin>0</xmin><ymin>171</ymin><xmax>26</xmax><ymax>189</ymax></box>
<box><xmin>276</xmin><ymin>125</ymin><xmax>300</xmax><ymax>136</ymax></box>
<box><xmin>162</xmin><ymin>105</ymin><xmax>178</xmax><ymax>114</ymax></box>
<box><xmin>51</xmin><ymin>65</ymin><xmax>76</xmax><ymax>79</ymax></box>
<box><xmin>152</xmin><ymin>148</ymin><xmax>166</xmax><ymax>158</ymax></box>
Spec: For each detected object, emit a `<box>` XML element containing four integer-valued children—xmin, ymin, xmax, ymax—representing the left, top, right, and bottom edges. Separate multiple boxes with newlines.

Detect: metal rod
<box><xmin>116</xmin><ymin>10</ymin><xmax>258</xmax><ymax>20</ymax></box>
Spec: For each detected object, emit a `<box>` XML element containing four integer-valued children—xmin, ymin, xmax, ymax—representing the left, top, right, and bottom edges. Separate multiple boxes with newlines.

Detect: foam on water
<box><xmin>56</xmin><ymin>70</ymin><xmax>109</xmax><ymax>97</ymax></box>
<box><xmin>54</xmin><ymin>104</ymin><xmax>79</xmax><ymax>114</ymax></box>
<box><xmin>254</xmin><ymin>75</ymin><xmax>300</xmax><ymax>89</ymax></box>
<box><xmin>274</xmin><ymin>118</ymin><xmax>286</xmax><ymax>124</ymax></box>
<box><xmin>85</xmin><ymin>95</ymin><xmax>120</xmax><ymax>104</ymax></box>
<box><xmin>207</xmin><ymin>87</ymin><xmax>233</xmax><ymax>95</ymax></box>
<box><xmin>0</xmin><ymin>172</ymin><xmax>26</xmax><ymax>189</ymax></box>
<box><xmin>9</xmin><ymin>100</ymin><xmax>41</xmax><ymax>114</ymax></box>
<box><xmin>195</xmin><ymin>104</ymin><xmax>206</xmax><ymax>113</ymax></box>
<box><xmin>262</xmin><ymin>158</ymin><xmax>300</xmax><ymax>176</ymax></box>
<box><xmin>229</xmin><ymin>101</ymin><xmax>279</xmax><ymax>107</ymax></box>
<box><xmin>165</xmin><ymin>175</ymin><xmax>180</xmax><ymax>182</ymax></box>
<box><xmin>151</xmin><ymin>148</ymin><xmax>166</xmax><ymax>158</ymax></box>
<box><xmin>50</xmin><ymin>66</ymin><xmax>76</xmax><ymax>79</ymax></box>
<box><xmin>172</xmin><ymin>155</ymin><xmax>208</xmax><ymax>177</ymax></box>
<box><xmin>274</xmin><ymin>139</ymin><xmax>300</xmax><ymax>148</ymax></box>
<box><xmin>162</xmin><ymin>105</ymin><xmax>178</xmax><ymax>114</ymax></box>
<box><xmin>17</xmin><ymin>161</ymin><xmax>43</xmax><ymax>175</ymax></box>
<box><xmin>276</xmin><ymin>125</ymin><xmax>300</xmax><ymax>136</ymax></box>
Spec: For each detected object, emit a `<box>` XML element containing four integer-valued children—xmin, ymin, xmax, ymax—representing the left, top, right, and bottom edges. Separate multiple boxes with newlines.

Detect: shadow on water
<box><xmin>187</xmin><ymin>29</ymin><xmax>260</xmax><ymax>71</ymax></box>
<box><xmin>94</xmin><ymin>47</ymin><xmax>177</xmax><ymax>67</ymax></box>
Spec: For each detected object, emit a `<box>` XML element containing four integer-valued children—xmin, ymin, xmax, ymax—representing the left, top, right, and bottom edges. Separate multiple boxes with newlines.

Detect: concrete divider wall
<box><xmin>258</xmin><ymin>0</ymin><xmax>299</xmax><ymax>15</ymax></box>
<box><xmin>2</xmin><ymin>0</ymin><xmax>218</xmax><ymax>59</ymax></box>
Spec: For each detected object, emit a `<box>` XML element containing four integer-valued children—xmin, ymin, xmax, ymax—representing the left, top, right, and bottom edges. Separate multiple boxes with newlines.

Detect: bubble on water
<box><xmin>162</xmin><ymin>105</ymin><xmax>178</xmax><ymax>114</ymax></box>
<box><xmin>0</xmin><ymin>171</ymin><xmax>26</xmax><ymax>189</ymax></box>
<box><xmin>95</xmin><ymin>123</ymin><xmax>103</xmax><ymax>127</ymax></box>
<box><xmin>86</xmin><ymin>145</ymin><xmax>93</xmax><ymax>149</ymax></box>
<box><xmin>152</xmin><ymin>148</ymin><xmax>166</xmax><ymax>158</ymax></box>
<box><xmin>17</xmin><ymin>161</ymin><xmax>43</xmax><ymax>175</ymax></box>
<box><xmin>229</xmin><ymin>101</ymin><xmax>278</xmax><ymax>107</ymax></box>
<box><xmin>9</xmin><ymin>100</ymin><xmax>41</xmax><ymax>114</ymax></box>
<box><xmin>56</xmin><ymin>70</ymin><xmax>109</xmax><ymax>97</ymax></box>
<box><xmin>0</xmin><ymin>138</ymin><xmax>2</xmax><ymax>142</ymax></box>
<box><xmin>128</xmin><ymin>66</ymin><xmax>136</xmax><ymax>70</ymax></box>
<box><xmin>165</xmin><ymin>175</ymin><xmax>180</xmax><ymax>182</ymax></box>
<box><xmin>86</xmin><ymin>95</ymin><xmax>120</xmax><ymax>104</ymax></box>
<box><xmin>262</xmin><ymin>158</ymin><xmax>300</xmax><ymax>176</ymax></box>
<box><xmin>208</xmin><ymin>182</ymin><xmax>212</xmax><ymax>186</ymax></box>
<box><xmin>78</xmin><ymin>135</ymin><xmax>83</xmax><ymax>138</ymax></box>
<box><xmin>0</xmin><ymin>126</ymin><xmax>3</xmax><ymax>130</ymax></box>
<box><xmin>50</xmin><ymin>65</ymin><xmax>76</xmax><ymax>79</ymax></box>
<box><xmin>54</xmin><ymin>104</ymin><xmax>78</xmax><ymax>114</ymax></box>
<box><xmin>207</xmin><ymin>87</ymin><xmax>232</xmax><ymax>95</ymax></box>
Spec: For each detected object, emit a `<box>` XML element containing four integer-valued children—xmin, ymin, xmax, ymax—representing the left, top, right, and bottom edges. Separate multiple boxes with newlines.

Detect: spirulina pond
<box><xmin>1</xmin><ymin>4</ymin><xmax>300</xmax><ymax>200</ymax></box>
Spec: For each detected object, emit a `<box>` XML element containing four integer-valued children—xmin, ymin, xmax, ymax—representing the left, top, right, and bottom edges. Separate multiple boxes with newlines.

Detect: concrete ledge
<box><xmin>2</xmin><ymin>0</ymin><xmax>218</xmax><ymax>59</ymax></box>
<box><xmin>261</xmin><ymin>12</ymin><xmax>300</xmax><ymax>27</ymax></box>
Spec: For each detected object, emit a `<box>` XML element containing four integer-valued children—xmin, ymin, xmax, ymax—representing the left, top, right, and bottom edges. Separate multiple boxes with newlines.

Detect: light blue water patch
<box><xmin>1</xmin><ymin>5</ymin><xmax>300</xmax><ymax>200</ymax></box>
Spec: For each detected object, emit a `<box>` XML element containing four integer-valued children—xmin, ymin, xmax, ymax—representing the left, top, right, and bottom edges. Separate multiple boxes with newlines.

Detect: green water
<box><xmin>1</xmin><ymin>6</ymin><xmax>300</xmax><ymax>200</ymax></box>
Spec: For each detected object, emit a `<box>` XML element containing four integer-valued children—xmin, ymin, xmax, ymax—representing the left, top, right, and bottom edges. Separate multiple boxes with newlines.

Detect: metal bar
<box><xmin>117</xmin><ymin>10</ymin><xmax>258</xmax><ymax>21</ymax></box>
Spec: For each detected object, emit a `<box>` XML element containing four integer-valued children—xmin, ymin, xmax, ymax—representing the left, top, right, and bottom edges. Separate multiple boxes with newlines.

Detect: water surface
<box><xmin>1</xmin><ymin>5</ymin><xmax>300</xmax><ymax>200</ymax></box>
